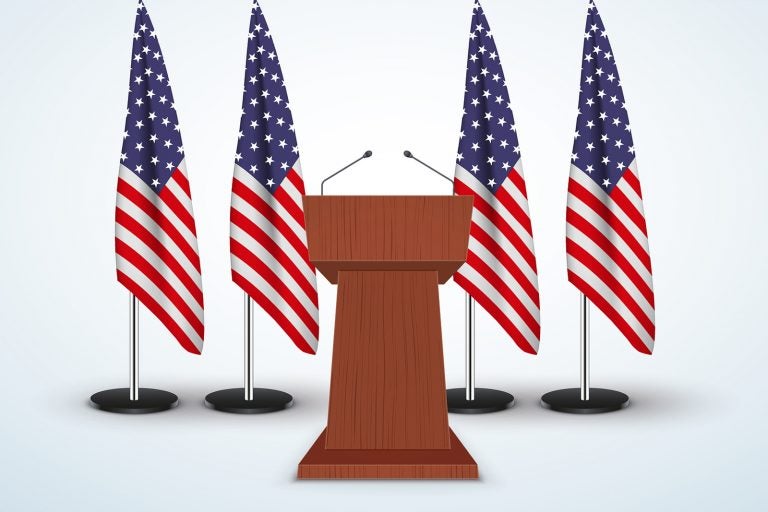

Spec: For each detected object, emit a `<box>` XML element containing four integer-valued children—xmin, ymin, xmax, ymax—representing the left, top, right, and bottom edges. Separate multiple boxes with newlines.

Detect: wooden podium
<box><xmin>297</xmin><ymin>196</ymin><xmax>478</xmax><ymax>479</ymax></box>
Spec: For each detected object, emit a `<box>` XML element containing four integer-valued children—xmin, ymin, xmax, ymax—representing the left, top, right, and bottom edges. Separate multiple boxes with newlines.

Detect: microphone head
<box><xmin>363</xmin><ymin>150</ymin><xmax>373</xmax><ymax>158</ymax></box>
<box><xmin>403</xmin><ymin>150</ymin><xmax>413</xmax><ymax>158</ymax></box>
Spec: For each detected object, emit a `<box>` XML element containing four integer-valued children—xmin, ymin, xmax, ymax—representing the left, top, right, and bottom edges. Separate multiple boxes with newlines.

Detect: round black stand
<box><xmin>446</xmin><ymin>387</ymin><xmax>515</xmax><ymax>414</ymax></box>
<box><xmin>89</xmin><ymin>388</ymin><xmax>178</xmax><ymax>414</ymax></box>
<box><xmin>540</xmin><ymin>388</ymin><xmax>629</xmax><ymax>414</ymax></box>
<box><xmin>204</xmin><ymin>388</ymin><xmax>293</xmax><ymax>414</ymax></box>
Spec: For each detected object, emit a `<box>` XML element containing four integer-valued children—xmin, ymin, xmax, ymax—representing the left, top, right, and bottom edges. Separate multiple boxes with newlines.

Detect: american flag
<box><xmin>115</xmin><ymin>2</ymin><xmax>204</xmax><ymax>354</ymax></box>
<box><xmin>567</xmin><ymin>1</ymin><xmax>655</xmax><ymax>354</ymax></box>
<box><xmin>453</xmin><ymin>2</ymin><xmax>540</xmax><ymax>354</ymax></box>
<box><xmin>230</xmin><ymin>2</ymin><xmax>319</xmax><ymax>354</ymax></box>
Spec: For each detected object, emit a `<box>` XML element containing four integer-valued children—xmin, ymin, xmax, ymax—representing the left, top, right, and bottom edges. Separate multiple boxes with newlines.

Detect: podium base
<box><xmin>204</xmin><ymin>388</ymin><xmax>293</xmax><ymax>414</ymax></box>
<box><xmin>89</xmin><ymin>388</ymin><xmax>178</xmax><ymax>414</ymax></box>
<box><xmin>446</xmin><ymin>387</ymin><xmax>514</xmax><ymax>414</ymax></box>
<box><xmin>298</xmin><ymin>429</ymin><xmax>477</xmax><ymax>479</ymax></box>
<box><xmin>540</xmin><ymin>388</ymin><xmax>629</xmax><ymax>414</ymax></box>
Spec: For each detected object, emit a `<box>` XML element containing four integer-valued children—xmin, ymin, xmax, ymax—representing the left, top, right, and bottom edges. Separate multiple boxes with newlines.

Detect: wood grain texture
<box><xmin>303</xmin><ymin>195</ymin><xmax>473</xmax><ymax>284</ymax></box>
<box><xmin>325</xmin><ymin>270</ymin><xmax>450</xmax><ymax>450</ymax></box>
<box><xmin>298</xmin><ymin>429</ymin><xmax>478</xmax><ymax>480</ymax></box>
<box><xmin>298</xmin><ymin>196</ymin><xmax>476</xmax><ymax>479</ymax></box>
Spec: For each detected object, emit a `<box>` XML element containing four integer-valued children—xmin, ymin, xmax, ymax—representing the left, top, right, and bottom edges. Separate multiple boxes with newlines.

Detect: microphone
<box><xmin>403</xmin><ymin>150</ymin><xmax>454</xmax><ymax>186</ymax></box>
<box><xmin>320</xmin><ymin>150</ymin><xmax>373</xmax><ymax>195</ymax></box>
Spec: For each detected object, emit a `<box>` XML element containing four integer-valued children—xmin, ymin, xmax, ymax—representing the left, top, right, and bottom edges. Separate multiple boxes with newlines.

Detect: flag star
<box><xmin>134</xmin><ymin>98</ymin><xmax>143</xmax><ymax>106</ymax></box>
<box><xmin>250</xmin><ymin>142</ymin><xmax>259</xmax><ymax>151</ymax></box>
<box><xmin>235</xmin><ymin>153</ymin><xmax>242</xmax><ymax>162</ymax></box>
<box><xmin>499</xmin><ymin>139</ymin><xmax>509</xmax><ymax>148</ymax></box>
<box><xmin>614</xmin><ymin>139</ymin><xmax>624</xmax><ymax>148</ymax></box>
<box><xmin>150</xmin><ymin>156</ymin><xmax>159</xmax><ymax>165</ymax></box>
<box><xmin>139</xmin><ymin>23</ymin><xmax>148</xmax><ymax>32</ymax></box>
<box><xmin>482</xmin><ymin>89</ymin><xmax>491</xmax><ymax>98</ymax></box>
<box><xmin>586</xmin><ymin>142</ymin><xmax>595</xmax><ymax>151</ymax></box>
<box><xmin>471</xmin><ymin>120</ymin><xmax>480</xmax><ymax>129</ymax></box>
<box><xmin>135</xmin><ymin>120</ymin><xmax>144</xmax><ymax>129</ymax></box>
<box><xmin>597</xmin><ymin>90</ymin><xmax>606</xmax><ymax>98</ymax></box>
<box><xmin>513</xmin><ymin>146</ymin><xmax>520</xmax><ymax>154</ymax></box>
<box><xmin>120</xmin><ymin>152</ymin><xmax>128</xmax><ymax>161</ymax></box>
<box><xmin>143</xmin><ymin>67</ymin><xmax>153</xmax><ymax>77</ymax></box>
<box><xmin>607</xmin><ymin>73</ymin><xmax>616</xmax><ymax>82</ymax></box>
<box><xmin>602</xmin><ymin>178</ymin><xmax>611</xmax><ymax>188</ymax></box>
<box><xmin>600</xmin><ymin>133</ymin><xmax>609</xmax><ymax>142</ymax></box>
<box><xmin>273</xmin><ymin>95</ymin><xmax>283</xmax><ymax>104</ymax></box>
<box><xmin>487</xmin><ymin>178</ymin><xmax>496</xmax><ymax>187</ymax></box>
<box><xmin>134</xmin><ymin>164</ymin><xmax>143</xmax><ymax>173</ymax></box>
<box><xmin>492</xmin><ymin>73</ymin><xmax>501</xmax><ymax>82</ymax></box>
<box><xmin>585</xmin><ymin>75</ymin><xmax>594</xmax><ymax>84</ymax></box>
<box><xmin>292</xmin><ymin>145</ymin><xmax>299</xmax><ymax>154</ymax></box>
<box><xmin>502</xmin><ymin>161</ymin><xmax>511</xmax><ymax>171</ymax></box>
<box><xmin>487</xmin><ymin>156</ymin><xmax>495</xmax><ymax>165</ymax></box>
<box><xmin>276</xmin><ymin>117</ymin><xmax>285</xmax><ymax>126</ymax></box>
<box><xmin>484</xmin><ymin>112</ymin><xmax>493</xmax><ymax>121</ymax></box>
<box><xmin>266</xmin><ymin>178</ymin><xmax>275</xmax><ymax>187</ymax></box>
<box><xmin>263</xmin><ymin>112</ymin><xmax>272</xmax><ymax>121</ymax></box>
<box><xmin>161</xmin><ymin>117</ymin><xmax>170</xmax><ymax>126</ymax></box>
<box><xmin>617</xmin><ymin>162</ymin><xmax>625</xmax><ymax>169</ymax></box>
<box><xmin>267</xmin><ymin>51</ymin><xmax>276</xmax><ymax>60</ymax></box>
<box><xmin>249</xmin><ymin>76</ymin><xmax>258</xmax><ymax>85</ymax></box>
<box><xmin>250</xmin><ymin>120</ymin><xmax>259</xmax><ymax>129</ymax></box>
<box><xmin>469</xmin><ymin>53</ymin><xmax>478</xmax><ymax>63</ymax></box>
<box><xmin>164</xmin><ymin>163</ymin><xmax>174</xmax><ymax>172</ymax></box>
<box><xmin>625</xmin><ymin>124</ymin><xmax>632</xmax><ymax>132</ymax></box>
<box><xmin>574</xmin><ymin>130</ymin><xmax>580</xmax><ymax>139</ymax></box>
<box><xmin>177</xmin><ymin>146</ymin><xmax>184</xmax><ymax>154</ymax></box>
<box><xmin>586</xmin><ymin>98</ymin><xmax>595</xmax><ymax>106</ymax></box>
<box><xmin>155</xmin><ymin>73</ymin><xmax>165</xmax><ymax>83</ymax></box>
<box><xmin>153</xmin><ymin>51</ymin><xmax>161</xmax><ymax>61</ymax></box>
<box><xmin>571</xmin><ymin>152</ymin><xmax>578</xmax><ymax>161</ymax></box>
<box><xmin>497</xmin><ymin>117</ymin><xmax>507</xmax><ymax>126</ymax></box>
<box><xmin>146</xmin><ymin>90</ymin><xmax>155</xmax><ymax>99</ymax></box>
<box><xmin>148</xmin><ymin>112</ymin><xmax>157</xmax><ymax>121</ymax></box>
<box><xmin>599</xmin><ymin>111</ymin><xmax>608</xmax><ymax>120</ymax></box>
<box><xmin>585</xmin><ymin>165</ymin><xmax>594</xmax><ymax>173</ymax></box>
<box><xmin>152</xmin><ymin>178</ymin><xmax>161</xmax><ymax>187</ymax></box>
<box><xmin>278</xmin><ymin>139</ymin><xmax>287</xmax><ymax>148</ymax></box>
<box><xmin>612</xmin><ymin>117</ymin><xmax>622</xmax><ymax>126</ymax></box>
<box><xmin>249</xmin><ymin>165</ymin><xmax>258</xmax><ymax>173</ymax></box>
<box><xmin>610</xmin><ymin>95</ymin><xmax>619</xmax><ymax>104</ymax></box>
<box><xmin>471</xmin><ymin>142</ymin><xmax>480</xmax><ymax>151</ymax></box>
<box><xmin>586</xmin><ymin>120</ymin><xmax>595</xmax><ymax>128</ymax></box>
<box><xmin>142</xmin><ymin>45</ymin><xmax>150</xmax><ymax>54</ymax></box>
<box><xmin>584</xmin><ymin>53</ymin><xmax>594</xmax><ymax>62</ymax></box>
<box><xmin>256</xmin><ymin>45</ymin><xmax>265</xmax><ymax>54</ymax></box>
<box><xmin>470</xmin><ymin>165</ymin><xmax>479</xmax><ymax>173</ymax></box>
<box><xmin>271</xmin><ymin>74</ymin><xmax>280</xmax><ymax>83</ymax></box>
<box><xmin>471</xmin><ymin>98</ymin><xmax>480</xmax><ymax>107</ymax></box>
<box><xmin>135</xmin><ymin>142</ymin><xmax>144</xmax><ymax>151</ymax></box>
<box><xmin>485</xmin><ymin>134</ymin><xmax>494</xmax><ymax>143</ymax></box>
<box><xmin>158</xmin><ymin>95</ymin><xmax>168</xmax><ymax>104</ymax></box>
<box><xmin>133</xmin><ymin>53</ymin><xmax>142</xmax><ymax>62</ymax></box>
<box><xmin>280</xmin><ymin>162</ymin><xmax>289</xmax><ymax>171</ymax></box>
<box><xmin>248</xmin><ymin>53</ymin><xmax>257</xmax><ymax>62</ymax></box>
<box><xmin>238</xmin><ymin>131</ymin><xmax>244</xmax><ymax>139</ymax></box>
<box><xmin>164</xmin><ymin>139</ymin><xmax>172</xmax><ymax>148</ymax></box>
<box><xmin>457</xmin><ymin>152</ymin><xmax>464</xmax><ymax>162</ymax></box>
<box><xmin>250</xmin><ymin>97</ymin><xmax>258</xmax><ymax>106</ymax></box>
<box><xmin>265</xmin><ymin>156</ymin><xmax>274</xmax><ymax>165</ymax></box>
<box><xmin>495</xmin><ymin>95</ymin><xmax>504</xmax><ymax>104</ymax></box>
<box><xmin>604</xmin><ymin>51</ymin><xmax>612</xmax><ymax>60</ymax></box>
<box><xmin>601</xmin><ymin>156</ymin><xmax>610</xmax><ymax>165</ymax></box>
<box><xmin>264</xmin><ymin>134</ymin><xmax>273</xmax><ymax>143</ymax></box>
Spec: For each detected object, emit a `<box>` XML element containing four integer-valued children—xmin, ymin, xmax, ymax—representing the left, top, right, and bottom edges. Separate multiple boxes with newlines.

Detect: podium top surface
<box><xmin>303</xmin><ymin>195</ymin><xmax>472</xmax><ymax>283</ymax></box>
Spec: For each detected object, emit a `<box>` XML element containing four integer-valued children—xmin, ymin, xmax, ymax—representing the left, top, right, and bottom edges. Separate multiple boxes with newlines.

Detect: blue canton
<box><xmin>456</xmin><ymin>1</ymin><xmax>521</xmax><ymax>192</ymax></box>
<box><xmin>572</xmin><ymin>1</ymin><xmax>636</xmax><ymax>193</ymax></box>
<box><xmin>235</xmin><ymin>2</ymin><xmax>299</xmax><ymax>191</ymax></box>
<box><xmin>120</xmin><ymin>2</ymin><xmax>184</xmax><ymax>193</ymax></box>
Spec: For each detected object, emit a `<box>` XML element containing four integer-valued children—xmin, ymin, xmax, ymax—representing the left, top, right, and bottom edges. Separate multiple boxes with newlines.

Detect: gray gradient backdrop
<box><xmin>1</xmin><ymin>0</ymin><xmax>766</xmax><ymax>510</ymax></box>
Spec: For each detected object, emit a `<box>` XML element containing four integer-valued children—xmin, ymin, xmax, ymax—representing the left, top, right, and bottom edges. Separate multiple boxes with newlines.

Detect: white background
<box><xmin>1</xmin><ymin>0</ymin><xmax>767</xmax><ymax>510</ymax></box>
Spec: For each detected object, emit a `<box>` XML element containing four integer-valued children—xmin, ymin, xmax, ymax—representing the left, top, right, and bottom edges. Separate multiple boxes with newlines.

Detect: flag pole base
<box><xmin>204</xmin><ymin>388</ymin><xmax>293</xmax><ymax>414</ymax></box>
<box><xmin>540</xmin><ymin>388</ymin><xmax>628</xmax><ymax>414</ymax></box>
<box><xmin>89</xmin><ymin>388</ymin><xmax>178</xmax><ymax>414</ymax></box>
<box><xmin>446</xmin><ymin>387</ymin><xmax>514</xmax><ymax>414</ymax></box>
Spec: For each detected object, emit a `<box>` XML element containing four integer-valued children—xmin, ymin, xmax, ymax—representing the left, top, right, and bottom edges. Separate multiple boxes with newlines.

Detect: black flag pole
<box><xmin>90</xmin><ymin>293</ymin><xmax>179</xmax><ymax>413</ymax></box>
<box><xmin>204</xmin><ymin>293</ymin><xmax>293</xmax><ymax>413</ymax></box>
<box><xmin>540</xmin><ymin>293</ymin><xmax>629</xmax><ymax>413</ymax></box>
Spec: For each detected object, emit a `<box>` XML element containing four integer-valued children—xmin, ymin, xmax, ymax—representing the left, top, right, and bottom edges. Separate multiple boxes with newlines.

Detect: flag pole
<box><xmin>89</xmin><ymin>292</ymin><xmax>179</xmax><ymax>413</ymax></box>
<box><xmin>465</xmin><ymin>294</ymin><xmax>476</xmax><ymax>401</ymax></box>
<box><xmin>580</xmin><ymin>293</ymin><xmax>589</xmax><ymax>401</ymax></box>
<box><xmin>129</xmin><ymin>293</ymin><xmax>139</xmax><ymax>401</ymax></box>
<box><xmin>447</xmin><ymin>292</ymin><xmax>515</xmax><ymax>414</ymax></box>
<box><xmin>204</xmin><ymin>293</ymin><xmax>293</xmax><ymax>414</ymax></box>
<box><xmin>244</xmin><ymin>293</ymin><xmax>254</xmax><ymax>401</ymax></box>
<box><xmin>540</xmin><ymin>292</ymin><xmax>629</xmax><ymax>413</ymax></box>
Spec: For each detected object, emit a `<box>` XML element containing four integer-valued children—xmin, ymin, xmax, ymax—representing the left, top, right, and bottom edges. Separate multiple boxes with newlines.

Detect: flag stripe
<box><xmin>230</xmin><ymin>237</ymin><xmax>319</xmax><ymax>326</ymax></box>
<box><xmin>115</xmin><ymin>213</ymin><xmax>203</xmax><ymax>306</ymax></box>
<box><xmin>566</xmin><ymin>208</ymin><xmax>653</xmax><ymax>303</ymax></box>
<box><xmin>467</xmin><ymin>232</ymin><xmax>539</xmax><ymax>305</ymax></box>
<box><xmin>454</xmin><ymin>272</ymin><xmax>539</xmax><ymax>354</ymax></box>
